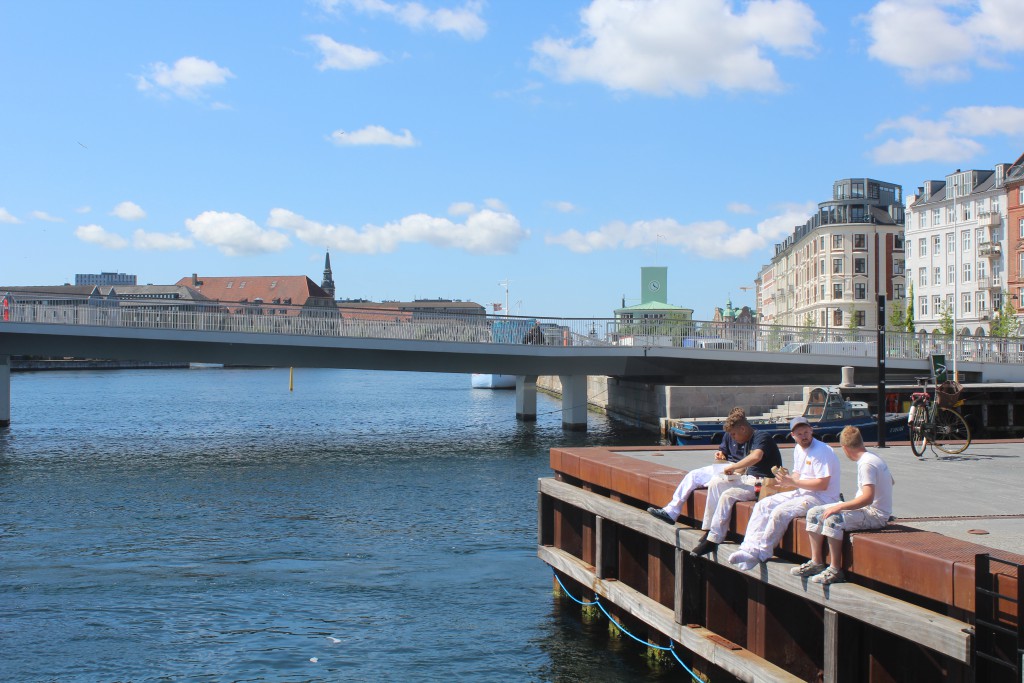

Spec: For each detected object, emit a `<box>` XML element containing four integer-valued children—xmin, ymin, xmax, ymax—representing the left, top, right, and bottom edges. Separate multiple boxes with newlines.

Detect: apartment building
<box><xmin>758</xmin><ymin>178</ymin><xmax>906</xmax><ymax>329</ymax></box>
<box><xmin>1004</xmin><ymin>152</ymin><xmax>1024</xmax><ymax>318</ymax></box>
<box><xmin>905</xmin><ymin>164</ymin><xmax>1011</xmax><ymax>335</ymax></box>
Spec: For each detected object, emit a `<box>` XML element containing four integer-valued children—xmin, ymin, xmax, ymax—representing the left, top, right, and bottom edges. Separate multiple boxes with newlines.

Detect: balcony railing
<box><xmin>979</xmin><ymin>242</ymin><xmax>1002</xmax><ymax>257</ymax></box>
<box><xmin>979</xmin><ymin>211</ymin><xmax>1001</xmax><ymax>227</ymax></box>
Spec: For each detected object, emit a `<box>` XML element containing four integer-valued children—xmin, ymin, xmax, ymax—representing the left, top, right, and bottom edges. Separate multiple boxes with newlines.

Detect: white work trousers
<box><xmin>739</xmin><ymin>490</ymin><xmax>823</xmax><ymax>561</ymax></box>
<box><xmin>702</xmin><ymin>474</ymin><xmax>760</xmax><ymax>544</ymax></box>
<box><xmin>662</xmin><ymin>465</ymin><xmax>720</xmax><ymax>518</ymax></box>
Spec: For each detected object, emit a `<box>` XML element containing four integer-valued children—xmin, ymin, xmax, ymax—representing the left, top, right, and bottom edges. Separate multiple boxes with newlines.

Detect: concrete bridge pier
<box><xmin>559</xmin><ymin>374</ymin><xmax>588</xmax><ymax>431</ymax></box>
<box><xmin>1</xmin><ymin>355</ymin><xmax>10</xmax><ymax>428</ymax></box>
<box><xmin>515</xmin><ymin>375</ymin><xmax>537</xmax><ymax>422</ymax></box>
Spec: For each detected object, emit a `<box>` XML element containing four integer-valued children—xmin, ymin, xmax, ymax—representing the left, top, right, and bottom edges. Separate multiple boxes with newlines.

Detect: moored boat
<box><xmin>668</xmin><ymin>386</ymin><xmax>908</xmax><ymax>445</ymax></box>
<box><xmin>470</xmin><ymin>373</ymin><xmax>516</xmax><ymax>389</ymax></box>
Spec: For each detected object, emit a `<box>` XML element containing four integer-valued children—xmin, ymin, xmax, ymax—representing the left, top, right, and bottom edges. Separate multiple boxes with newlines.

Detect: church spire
<box><xmin>321</xmin><ymin>250</ymin><xmax>336</xmax><ymax>298</ymax></box>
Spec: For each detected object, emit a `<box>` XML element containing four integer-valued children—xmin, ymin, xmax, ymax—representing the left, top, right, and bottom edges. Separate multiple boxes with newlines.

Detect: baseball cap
<box><xmin>789</xmin><ymin>416</ymin><xmax>812</xmax><ymax>430</ymax></box>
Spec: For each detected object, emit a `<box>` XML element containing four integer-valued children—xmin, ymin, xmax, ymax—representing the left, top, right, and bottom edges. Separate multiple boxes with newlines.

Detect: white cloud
<box><xmin>133</xmin><ymin>229</ymin><xmax>194</xmax><ymax>251</ymax></box>
<box><xmin>531</xmin><ymin>0</ymin><xmax>821</xmax><ymax>96</ymax></box>
<box><xmin>448</xmin><ymin>201</ymin><xmax>475</xmax><ymax>216</ymax></box>
<box><xmin>316</xmin><ymin>0</ymin><xmax>487</xmax><ymax>40</ymax></box>
<box><xmin>185</xmin><ymin>211</ymin><xmax>290</xmax><ymax>256</ymax></box>
<box><xmin>268</xmin><ymin>206</ymin><xmax>528</xmax><ymax>255</ymax></box>
<box><xmin>306</xmin><ymin>35</ymin><xmax>386</xmax><ymax>71</ymax></box>
<box><xmin>0</xmin><ymin>208</ymin><xmax>21</xmax><ymax>224</ymax></box>
<box><xmin>75</xmin><ymin>205</ymin><xmax>91</xmax><ymax>214</ymax></box>
<box><xmin>483</xmin><ymin>198</ymin><xmax>507</xmax><ymax>211</ymax></box>
<box><xmin>548</xmin><ymin>200</ymin><xmax>577</xmax><ymax>213</ymax></box>
<box><xmin>137</xmin><ymin>56</ymin><xmax>234</xmax><ymax>99</ymax></box>
<box><xmin>869</xmin><ymin>106</ymin><xmax>1024</xmax><ymax>164</ymax></box>
<box><xmin>31</xmin><ymin>210</ymin><xmax>63</xmax><ymax>223</ymax></box>
<box><xmin>727</xmin><ymin>202</ymin><xmax>755</xmax><ymax>214</ymax></box>
<box><xmin>75</xmin><ymin>224</ymin><xmax>128</xmax><ymax>249</ymax></box>
<box><xmin>111</xmin><ymin>201</ymin><xmax>147</xmax><ymax>221</ymax></box>
<box><xmin>329</xmin><ymin>125</ymin><xmax>417</xmax><ymax>146</ymax></box>
<box><xmin>545</xmin><ymin>203</ymin><xmax>815</xmax><ymax>259</ymax></box>
<box><xmin>864</xmin><ymin>0</ymin><xmax>1024</xmax><ymax>83</ymax></box>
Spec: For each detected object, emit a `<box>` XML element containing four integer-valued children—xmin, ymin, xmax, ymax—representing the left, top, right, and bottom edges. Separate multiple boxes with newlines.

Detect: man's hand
<box><xmin>714</xmin><ymin>451</ymin><xmax>727</xmax><ymax>461</ymax></box>
<box><xmin>822</xmin><ymin>504</ymin><xmax>844</xmax><ymax>520</ymax></box>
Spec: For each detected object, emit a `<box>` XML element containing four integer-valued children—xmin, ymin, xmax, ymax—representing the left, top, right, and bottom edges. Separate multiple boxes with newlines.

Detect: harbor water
<box><xmin>0</xmin><ymin>367</ymin><xmax>677</xmax><ymax>682</ymax></box>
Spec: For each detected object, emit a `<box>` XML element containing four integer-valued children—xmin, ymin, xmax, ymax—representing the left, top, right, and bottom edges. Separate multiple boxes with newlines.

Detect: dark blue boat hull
<box><xmin>670</xmin><ymin>414</ymin><xmax>908</xmax><ymax>446</ymax></box>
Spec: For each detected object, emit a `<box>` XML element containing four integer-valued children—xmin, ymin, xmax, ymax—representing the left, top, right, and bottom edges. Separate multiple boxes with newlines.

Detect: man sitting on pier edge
<box><xmin>686</xmin><ymin>411</ymin><xmax>784</xmax><ymax>557</ymax></box>
<box><xmin>791</xmin><ymin>425</ymin><xmax>894</xmax><ymax>585</ymax></box>
<box><xmin>728</xmin><ymin>416</ymin><xmax>840</xmax><ymax>572</ymax></box>
<box><xmin>646</xmin><ymin>408</ymin><xmax>750</xmax><ymax>530</ymax></box>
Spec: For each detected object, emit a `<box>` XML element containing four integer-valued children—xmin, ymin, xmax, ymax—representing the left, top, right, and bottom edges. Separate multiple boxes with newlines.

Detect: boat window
<box><xmin>804</xmin><ymin>388</ymin><xmax>828</xmax><ymax>418</ymax></box>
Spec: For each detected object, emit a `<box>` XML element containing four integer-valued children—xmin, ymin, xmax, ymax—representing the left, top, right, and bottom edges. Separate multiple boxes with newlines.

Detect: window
<box><xmin>918</xmin><ymin>213</ymin><xmax>926</xmax><ymax>228</ymax></box>
<box><xmin>1019</xmin><ymin>217</ymin><xmax>1024</xmax><ymax>238</ymax></box>
<box><xmin>962</xmin><ymin>229</ymin><xmax>972</xmax><ymax>251</ymax></box>
<box><xmin>932</xmin><ymin>208</ymin><xmax>941</xmax><ymax>225</ymax></box>
<box><xmin>964</xmin><ymin>201</ymin><xmax>973</xmax><ymax>220</ymax></box>
<box><xmin>946</xmin><ymin>232</ymin><xmax>954</xmax><ymax>254</ymax></box>
<box><xmin>855</xmin><ymin>310</ymin><xmax>866</xmax><ymax>326</ymax></box>
<box><xmin>947</xmin><ymin>294</ymin><xmax>954</xmax><ymax>310</ymax></box>
<box><xmin>946</xmin><ymin>206</ymin><xmax>954</xmax><ymax>223</ymax></box>
<box><xmin>933</xmin><ymin>295</ymin><xmax>941</xmax><ymax>315</ymax></box>
<box><xmin>854</xmin><ymin>233</ymin><xmax>867</xmax><ymax>249</ymax></box>
<box><xmin>906</xmin><ymin>240</ymin><xmax>913</xmax><ymax>258</ymax></box>
<box><xmin>977</xmin><ymin>291</ymin><xmax>987</xmax><ymax>312</ymax></box>
<box><xmin>977</xmin><ymin>228</ymin><xmax>984</xmax><ymax>245</ymax></box>
<box><xmin>832</xmin><ymin>258</ymin><xmax>844</xmax><ymax>274</ymax></box>
<box><xmin>820</xmin><ymin>236</ymin><xmax>826</xmax><ymax>250</ymax></box>
<box><xmin>963</xmin><ymin>262</ymin><xmax>972</xmax><ymax>282</ymax></box>
<box><xmin>855</xmin><ymin>283</ymin><xmax>866</xmax><ymax>299</ymax></box>
<box><xmin>833</xmin><ymin>309</ymin><xmax>843</xmax><ymax>326</ymax></box>
<box><xmin>819</xmin><ymin>258</ymin><xmax>825</xmax><ymax>275</ymax></box>
<box><xmin>918</xmin><ymin>238</ymin><xmax>927</xmax><ymax>257</ymax></box>
<box><xmin>893</xmin><ymin>234</ymin><xmax>905</xmax><ymax>250</ymax></box>
<box><xmin>1019</xmin><ymin>186</ymin><xmax>1024</xmax><ymax>205</ymax></box>
<box><xmin>962</xmin><ymin>293</ymin><xmax>972</xmax><ymax>314</ymax></box>
<box><xmin>820</xmin><ymin>284</ymin><xmax>826</xmax><ymax>299</ymax></box>
<box><xmin>894</xmin><ymin>283</ymin><xmax>905</xmax><ymax>299</ymax></box>
<box><xmin>919</xmin><ymin>267</ymin><xmax>927</xmax><ymax>286</ymax></box>
<box><xmin>948</xmin><ymin>265</ymin><xmax>955</xmax><ymax>285</ymax></box>
<box><xmin>1019</xmin><ymin>252</ymin><xmax>1024</xmax><ymax>278</ymax></box>
<box><xmin>893</xmin><ymin>258</ymin><xmax>905</xmax><ymax>275</ymax></box>
<box><xmin>933</xmin><ymin>235</ymin><xmax>941</xmax><ymax>253</ymax></box>
<box><xmin>852</xmin><ymin>182</ymin><xmax>864</xmax><ymax>198</ymax></box>
<box><xmin>978</xmin><ymin>260</ymin><xmax>987</xmax><ymax>280</ymax></box>
<box><xmin>920</xmin><ymin>296</ymin><xmax>929</xmax><ymax>316</ymax></box>
<box><xmin>854</xmin><ymin>257</ymin><xmax>867</xmax><ymax>274</ymax></box>
<box><xmin>226</xmin><ymin>281</ymin><xmax>234</xmax><ymax>288</ymax></box>
<box><xmin>833</xmin><ymin>283</ymin><xmax>843</xmax><ymax>299</ymax></box>
<box><xmin>832</xmin><ymin>234</ymin><xmax>843</xmax><ymax>249</ymax></box>
<box><xmin>934</xmin><ymin>267</ymin><xmax>941</xmax><ymax>285</ymax></box>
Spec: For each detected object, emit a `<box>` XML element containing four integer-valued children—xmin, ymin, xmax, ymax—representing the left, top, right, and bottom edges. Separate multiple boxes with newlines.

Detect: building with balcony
<box><xmin>1004</xmin><ymin>152</ymin><xmax>1024</xmax><ymax>322</ymax></box>
<box><xmin>757</xmin><ymin>178</ymin><xmax>906</xmax><ymax>330</ymax></box>
<box><xmin>905</xmin><ymin>164</ymin><xmax>1012</xmax><ymax>335</ymax></box>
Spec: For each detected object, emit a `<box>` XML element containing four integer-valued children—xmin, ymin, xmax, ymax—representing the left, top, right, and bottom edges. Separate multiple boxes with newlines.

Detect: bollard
<box><xmin>840</xmin><ymin>366</ymin><xmax>854</xmax><ymax>387</ymax></box>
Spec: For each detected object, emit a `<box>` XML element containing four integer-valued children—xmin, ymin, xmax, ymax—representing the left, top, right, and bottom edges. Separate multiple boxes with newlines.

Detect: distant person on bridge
<box><xmin>791</xmin><ymin>425</ymin><xmax>894</xmax><ymax>585</ymax></box>
<box><xmin>728</xmin><ymin>416</ymin><xmax>840</xmax><ymax>572</ymax></box>
<box><xmin>523</xmin><ymin>322</ymin><xmax>545</xmax><ymax>345</ymax></box>
<box><xmin>686</xmin><ymin>411</ymin><xmax>784</xmax><ymax>557</ymax></box>
<box><xmin>647</xmin><ymin>408</ymin><xmax>749</xmax><ymax>530</ymax></box>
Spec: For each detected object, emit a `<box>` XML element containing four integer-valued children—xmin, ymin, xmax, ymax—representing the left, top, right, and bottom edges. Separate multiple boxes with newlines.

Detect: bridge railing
<box><xmin>2</xmin><ymin>293</ymin><xmax>1022</xmax><ymax>364</ymax></box>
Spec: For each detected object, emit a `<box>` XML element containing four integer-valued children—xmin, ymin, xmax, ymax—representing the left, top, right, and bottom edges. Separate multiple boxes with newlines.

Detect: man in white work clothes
<box><xmin>728</xmin><ymin>416</ymin><xmax>841</xmax><ymax>572</ymax></box>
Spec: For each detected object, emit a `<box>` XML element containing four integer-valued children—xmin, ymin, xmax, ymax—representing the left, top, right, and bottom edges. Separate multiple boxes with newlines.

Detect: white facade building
<box><xmin>758</xmin><ymin>178</ymin><xmax>906</xmax><ymax>330</ymax></box>
<box><xmin>905</xmin><ymin>166</ymin><xmax>1011</xmax><ymax>335</ymax></box>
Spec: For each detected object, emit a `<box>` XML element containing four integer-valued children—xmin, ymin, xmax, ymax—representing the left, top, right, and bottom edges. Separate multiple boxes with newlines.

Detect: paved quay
<box><xmin>621</xmin><ymin>439</ymin><xmax>1024</xmax><ymax>556</ymax></box>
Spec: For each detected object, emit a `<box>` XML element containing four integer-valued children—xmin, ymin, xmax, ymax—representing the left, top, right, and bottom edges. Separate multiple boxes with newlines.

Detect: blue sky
<box><xmin>3</xmin><ymin>0</ymin><xmax>1024</xmax><ymax>319</ymax></box>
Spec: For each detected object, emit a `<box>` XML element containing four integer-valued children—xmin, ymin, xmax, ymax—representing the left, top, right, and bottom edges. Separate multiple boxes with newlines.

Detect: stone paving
<box><xmin>622</xmin><ymin>439</ymin><xmax>1024</xmax><ymax>556</ymax></box>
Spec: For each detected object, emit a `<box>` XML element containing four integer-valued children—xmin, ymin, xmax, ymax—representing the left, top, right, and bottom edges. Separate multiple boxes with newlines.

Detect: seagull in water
<box><xmin>326</xmin><ymin>636</ymin><xmax>341</xmax><ymax>644</ymax></box>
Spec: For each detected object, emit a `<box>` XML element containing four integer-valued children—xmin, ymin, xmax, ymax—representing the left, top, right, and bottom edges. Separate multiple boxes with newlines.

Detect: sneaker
<box><xmin>690</xmin><ymin>538</ymin><xmax>718</xmax><ymax>557</ymax></box>
<box><xmin>647</xmin><ymin>507</ymin><xmax>676</xmax><ymax>525</ymax></box>
<box><xmin>728</xmin><ymin>550</ymin><xmax>758</xmax><ymax>571</ymax></box>
<box><xmin>809</xmin><ymin>567</ymin><xmax>846</xmax><ymax>585</ymax></box>
<box><xmin>790</xmin><ymin>561</ymin><xmax>827</xmax><ymax>577</ymax></box>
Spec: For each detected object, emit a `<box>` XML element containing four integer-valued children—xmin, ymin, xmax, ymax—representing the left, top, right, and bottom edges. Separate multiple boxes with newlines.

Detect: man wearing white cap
<box><xmin>728</xmin><ymin>415</ymin><xmax>841</xmax><ymax>572</ymax></box>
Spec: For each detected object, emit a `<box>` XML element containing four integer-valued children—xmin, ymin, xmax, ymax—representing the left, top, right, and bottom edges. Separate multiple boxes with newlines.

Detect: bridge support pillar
<box><xmin>0</xmin><ymin>355</ymin><xmax>9</xmax><ymax>428</ymax></box>
<box><xmin>559</xmin><ymin>374</ymin><xmax>588</xmax><ymax>432</ymax></box>
<box><xmin>515</xmin><ymin>375</ymin><xmax>538</xmax><ymax>422</ymax></box>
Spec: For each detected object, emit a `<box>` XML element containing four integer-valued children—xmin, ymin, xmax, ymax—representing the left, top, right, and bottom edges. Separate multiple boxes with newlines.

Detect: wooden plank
<box><xmin>539</xmin><ymin>477</ymin><xmax>972</xmax><ymax>664</ymax></box>
<box><xmin>674</xmin><ymin>547</ymin><xmax>684</xmax><ymax>625</ymax></box>
<box><xmin>595</xmin><ymin>516</ymin><xmax>605</xmax><ymax>580</ymax></box>
<box><xmin>539</xmin><ymin>545</ymin><xmax>804</xmax><ymax>683</ymax></box>
<box><xmin>823</xmin><ymin>608</ymin><xmax>838</xmax><ymax>683</ymax></box>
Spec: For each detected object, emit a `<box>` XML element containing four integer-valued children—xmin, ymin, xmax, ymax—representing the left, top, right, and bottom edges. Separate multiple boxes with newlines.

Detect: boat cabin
<box><xmin>803</xmin><ymin>387</ymin><xmax>871</xmax><ymax>422</ymax></box>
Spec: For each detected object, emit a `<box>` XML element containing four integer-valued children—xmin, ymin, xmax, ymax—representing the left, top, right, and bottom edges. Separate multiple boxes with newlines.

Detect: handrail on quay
<box><xmin>2</xmin><ymin>291</ymin><xmax>1024</xmax><ymax>364</ymax></box>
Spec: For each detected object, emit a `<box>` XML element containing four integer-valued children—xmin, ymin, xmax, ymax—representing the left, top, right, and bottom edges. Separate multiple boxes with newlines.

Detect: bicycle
<box><xmin>908</xmin><ymin>379</ymin><xmax>971</xmax><ymax>457</ymax></box>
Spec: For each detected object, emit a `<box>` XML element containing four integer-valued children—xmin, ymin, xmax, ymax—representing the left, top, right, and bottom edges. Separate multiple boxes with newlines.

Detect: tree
<box><xmin>938</xmin><ymin>302</ymin><xmax>954</xmax><ymax>337</ymax></box>
<box><xmin>905</xmin><ymin>283</ymin><xmax>915</xmax><ymax>333</ymax></box>
<box><xmin>990</xmin><ymin>292</ymin><xmax>1020</xmax><ymax>338</ymax></box>
<box><xmin>888</xmin><ymin>301</ymin><xmax>907</xmax><ymax>332</ymax></box>
<box><xmin>800</xmin><ymin>312</ymin><xmax>816</xmax><ymax>341</ymax></box>
<box><xmin>845</xmin><ymin>304</ymin><xmax>859</xmax><ymax>340</ymax></box>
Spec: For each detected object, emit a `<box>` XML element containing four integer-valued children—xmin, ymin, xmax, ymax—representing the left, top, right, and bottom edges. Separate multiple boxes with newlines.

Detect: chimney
<box><xmin>191</xmin><ymin>273</ymin><xmax>202</xmax><ymax>287</ymax></box>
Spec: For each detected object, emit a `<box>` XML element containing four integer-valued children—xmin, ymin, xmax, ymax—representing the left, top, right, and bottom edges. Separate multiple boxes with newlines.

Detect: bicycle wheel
<box><xmin>909</xmin><ymin>411</ymin><xmax>928</xmax><ymax>458</ymax></box>
<box><xmin>933</xmin><ymin>408</ymin><xmax>971</xmax><ymax>455</ymax></box>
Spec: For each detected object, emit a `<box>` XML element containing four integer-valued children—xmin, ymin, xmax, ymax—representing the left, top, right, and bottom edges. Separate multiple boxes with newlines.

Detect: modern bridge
<box><xmin>2</xmin><ymin>293</ymin><xmax>1023</xmax><ymax>430</ymax></box>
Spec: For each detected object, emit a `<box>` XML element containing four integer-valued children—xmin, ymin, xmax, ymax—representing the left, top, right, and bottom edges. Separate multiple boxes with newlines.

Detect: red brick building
<box><xmin>1005</xmin><ymin>151</ymin><xmax>1024</xmax><ymax>315</ymax></box>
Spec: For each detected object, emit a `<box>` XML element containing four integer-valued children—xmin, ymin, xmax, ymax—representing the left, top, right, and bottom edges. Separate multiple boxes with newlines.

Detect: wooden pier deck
<box><xmin>538</xmin><ymin>441</ymin><xmax>1024</xmax><ymax>682</ymax></box>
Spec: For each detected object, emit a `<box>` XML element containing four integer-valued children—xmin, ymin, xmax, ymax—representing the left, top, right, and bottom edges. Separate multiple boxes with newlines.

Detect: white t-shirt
<box><xmin>792</xmin><ymin>438</ymin><xmax>841</xmax><ymax>503</ymax></box>
<box><xmin>857</xmin><ymin>451</ymin><xmax>894</xmax><ymax>518</ymax></box>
